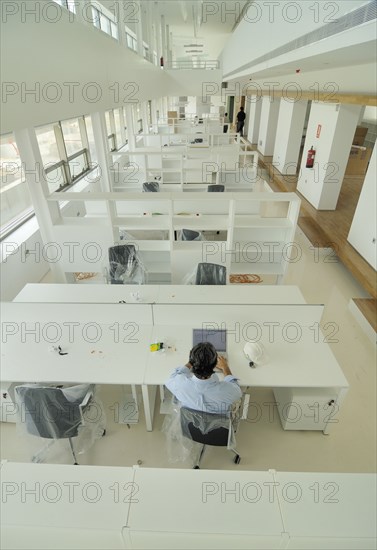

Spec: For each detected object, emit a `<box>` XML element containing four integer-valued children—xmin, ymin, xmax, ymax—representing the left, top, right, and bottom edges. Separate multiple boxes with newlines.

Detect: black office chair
<box><xmin>14</xmin><ymin>384</ymin><xmax>103</xmax><ymax>465</ymax></box>
<box><xmin>208</xmin><ymin>184</ymin><xmax>225</xmax><ymax>192</ymax></box>
<box><xmin>180</xmin><ymin>228</ymin><xmax>202</xmax><ymax>241</ymax></box>
<box><xmin>180</xmin><ymin>406</ymin><xmax>240</xmax><ymax>469</ymax></box>
<box><xmin>142</xmin><ymin>181</ymin><xmax>160</xmax><ymax>192</ymax></box>
<box><xmin>108</xmin><ymin>244</ymin><xmax>146</xmax><ymax>284</ymax></box>
<box><xmin>195</xmin><ymin>263</ymin><xmax>226</xmax><ymax>285</ymax></box>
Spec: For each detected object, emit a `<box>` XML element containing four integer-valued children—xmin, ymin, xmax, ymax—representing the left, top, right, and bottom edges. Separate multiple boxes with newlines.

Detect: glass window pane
<box><xmin>61</xmin><ymin>118</ymin><xmax>83</xmax><ymax>157</ymax></box>
<box><xmin>111</xmin><ymin>22</ymin><xmax>118</xmax><ymax>39</ymax></box>
<box><xmin>100</xmin><ymin>13</ymin><xmax>111</xmax><ymax>35</ymax></box>
<box><xmin>105</xmin><ymin>111</ymin><xmax>112</xmax><ymax>136</ymax></box>
<box><xmin>114</xmin><ymin>109</ymin><xmax>123</xmax><ymax>149</ymax></box>
<box><xmin>0</xmin><ymin>134</ymin><xmax>33</xmax><ymax>230</ymax></box>
<box><xmin>92</xmin><ymin>7</ymin><xmax>100</xmax><ymax>28</ymax></box>
<box><xmin>69</xmin><ymin>153</ymin><xmax>87</xmax><ymax>179</ymax></box>
<box><xmin>45</xmin><ymin>165</ymin><xmax>65</xmax><ymax>194</ymax></box>
<box><xmin>35</xmin><ymin>124</ymin><xmax>61</xmax><ymax>167</ymax></box>
<box><xmin>84</xmin><ymin>115</ymin><xmax>98</xmax><ymax>164</ymax></box>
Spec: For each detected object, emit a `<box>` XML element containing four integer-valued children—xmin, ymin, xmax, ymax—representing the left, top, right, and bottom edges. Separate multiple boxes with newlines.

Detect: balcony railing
<box><xmin>164</xmin><ymin>60</ymin><xmax>220</xmax><ymax>70</ymax></box>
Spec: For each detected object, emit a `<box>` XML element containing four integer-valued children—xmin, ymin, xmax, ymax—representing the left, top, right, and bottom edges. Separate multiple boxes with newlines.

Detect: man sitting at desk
<box><xmin>165</xmin><ymin>342</ymin><xmax>242</xmax><ymax>415</ymax></box>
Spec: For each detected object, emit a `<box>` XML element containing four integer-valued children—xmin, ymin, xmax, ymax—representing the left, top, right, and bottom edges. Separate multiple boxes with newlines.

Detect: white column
<box><xmin>14</xmin><ymin>127</ymin><xmax>65</xmax><ymax>282</ymax></box>
<box><xmin>90</xmin><ymin>111</ymin><xmax>111</xmax><ymax>192</ymax></box>
<box><xmin>141</xmin><ymin>102</ymin><xmax>149</xmax><ymax>134</ymax></box>
<box><xmin>348</xmin><ymin>144</ymin><xmax>377</xmax><ymax>269</ymax></box>
<box><xmin>161</xmin><ymin>15</ymin><xmax>166</xmax><ymax>61</ymax></box>
<box><xmin>246</xmin><ymin>97</ymin><xmax>262</xmax><ymax>144</ymax></box>
<box><xmin>151</xmin><ymin>99</ymin><xmax>158</xmax><ymax>129</ymax></box>
<box><xmin>136</xmin><ymin>0</ymin><xmax>143</xmax><ymax>57</ymax></box>
<box><xmin>125</xmin><ymin>104</ymin><xmax>136</xmax><ymax>150</ymax></box>
<box><xmin>116</xmin><ymin>1</ymin><xmax>128</xmax><ymax>47</ymax></box>
<box><xmin>297</xmin><ymin>102</ymin><xmax>362</xmax><ymax>210</ymax></box>
<box><xmin>273</xmin><ymin>99</ymin><xmax>308</xmax><ymax>175</ymax></box>
<box><xmin>258</xmin><ymin>97</ymin><xmax>280</xmax><ymax>156</ymax></box>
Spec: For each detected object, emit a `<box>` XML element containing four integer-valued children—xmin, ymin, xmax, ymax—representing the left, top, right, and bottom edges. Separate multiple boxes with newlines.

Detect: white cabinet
<box><xmin>273</xmin><ymin>387</ymin><xmax>338</xmax><ymax>431</ymax></box>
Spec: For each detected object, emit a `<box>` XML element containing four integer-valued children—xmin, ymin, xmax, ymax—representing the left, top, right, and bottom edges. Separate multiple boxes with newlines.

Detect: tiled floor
<box><xmin>1</xmin><ymin>225</ymin><xmax>376</xmax><ymax>473</ymax></box>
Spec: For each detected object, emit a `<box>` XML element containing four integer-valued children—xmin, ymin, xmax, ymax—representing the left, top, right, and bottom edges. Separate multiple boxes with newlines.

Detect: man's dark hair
<box><xmin>189</xmin><ymin>342</ymin><xmax>218</xmax><ymax>379</ymax></box>
<box><xmin>240</xmin><ymin>106</ymin><xmax>244</xmax><ymax>111</ymax></box>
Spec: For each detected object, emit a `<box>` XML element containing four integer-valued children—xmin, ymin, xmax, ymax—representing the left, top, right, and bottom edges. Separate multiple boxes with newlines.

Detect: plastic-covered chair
<box><xmin>108</xmin><ymin>244</ymin><xmax>146</xmax><ymax>284</ymax></box>
<box><xmin>195</xmin><ymin>263</ymin><xmax>226</xmax><ymax>285</ymax></box>
<box><xmin>142</xmin><ymin>181</ymin><xmax>160</xmax><ymax>192</ymax></box>
<box><xmin>180</xmin><ymin>406</ymin><xmax>240</xmax><ymax>468</ymax></box>
<box><xmin>14</xmin><ymin>384</ymin><xmax>105</xmax><ymax>465</ymax></box>
<box><xmin>208</xmin><ymin>184</ymin><xmax>225</xmax><ymax>192</ymax></box>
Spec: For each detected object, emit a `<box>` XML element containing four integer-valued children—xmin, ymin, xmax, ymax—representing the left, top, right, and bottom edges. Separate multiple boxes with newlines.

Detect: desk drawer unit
<box><xmin>273</xmin><ymin>388</ymin><xmax>338</xmax><ymax>431</ymax></box>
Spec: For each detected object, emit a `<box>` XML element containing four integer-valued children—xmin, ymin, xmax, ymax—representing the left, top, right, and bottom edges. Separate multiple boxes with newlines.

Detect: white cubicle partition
<box><xmin>13</xmin><ymin>283</ymin><xmax>306</xmax><ymax>305</ymax></box>
<box><xmin>273</xmin><ymin>471</ymin><xmax>377</xmax><ymax>549</ymax></box>
<box><xmin>2</xmin><ymin>463</ymin><xmax>375</xmax><ymax>550</ymax></box>
<box><xmin>152</xmin><ymin>304</ymin><xmax>325</xmax><ymax>326</ymax></box>
<box><xmin>1</xmin><ymin>302</ymin><xmax>153</xmax><ymax>325</ymax></box>
<box><xmin>1</xmin><ymin>461</ymin><xmax>132</xmax><ymax>550</ymax></box>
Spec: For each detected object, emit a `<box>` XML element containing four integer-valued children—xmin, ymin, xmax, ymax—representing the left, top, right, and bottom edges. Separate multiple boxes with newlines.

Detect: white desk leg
<box><xmin>159</xmin><ymin>384</ymin><xmax>165</xmax><ymax>402</ymax></box>
<box><xmin>142</xmin><ymin>384</ymin><xmax>157</xmax><ymax>431</ymax></box>
<box><xmin>131</xmin><ymin>384</ymin><xmax>137</xmax><ymax>401</ymax></box>
<box><xmin>323</xmin><ymin>387</ymin><xmax>349</xmax><ymax>435</ymax></box>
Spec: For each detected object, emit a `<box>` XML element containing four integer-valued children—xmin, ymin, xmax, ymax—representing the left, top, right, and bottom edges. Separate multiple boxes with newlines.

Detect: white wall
<box><xmin>273</xmin><ymin>100</ymin><xmax>308</xmax><ymax>175</ymax></box>
<box><xmin>0</xmin><ymin>3</ymin><xmax>220</xmax><ymax>134</ymax></box>
<box><xmin>297</xmin><ymin>102</ymin><xmax>361</xmax><ymax>209</ymax></box>
<box><xmin>348</xmin><ymin>144</ymin><xmax>377</xmax><ymax>269</ymax></box>
<box><xmin>246</xmin><ymin>98</ymin><xmax>262</xmax><ymax>144</ymax></box>
<box><xmin>363</xmin><ymin>107</ymin><xmax>377</xmax><ymax>122</ymax></box>
<box><xmin>0</xmin><ymin>225</ymin><xmax>49</xmax><ymax>301</ymax></box>
<box><xmin>258</xmin><ymin>98</ymin><xmax>280</xmax><ymax>156</ymax></box>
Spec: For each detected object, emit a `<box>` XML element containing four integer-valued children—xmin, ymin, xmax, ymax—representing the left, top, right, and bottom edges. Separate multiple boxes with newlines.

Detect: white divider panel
<box><xmin>1</xmin><ymin>462</ymin><xmax>134</xmax><ymax>531</ymax></box>
<box><xmin>273</xmin><ymin>472</ymin><xmax>376</xmax><ymax>543</ymax></box>
<box><xmin>129</xmin><ymin>468</ymin><xmax>283</xmax><ymax>537</ymax></box>
<box><xmin>1</xmin><ymin>302</ymin><xmax>154</xmax><ymax>325</ymax></box>
<box><xmin>50</xmin><ymin>225</ymin><xmax>113</xmax><ymax>272</ymax></box>
<box><xmin>152</xmin><ymin>304</ymin><xmax>324</xmax><ymax>326</ymax></box>
<box><xmin>13</xmin><ymin>284</ymin><xmax>161</xmax><ymax>304</ymax></box>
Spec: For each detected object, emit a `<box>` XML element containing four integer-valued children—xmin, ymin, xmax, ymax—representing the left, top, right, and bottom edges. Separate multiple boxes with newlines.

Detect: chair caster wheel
<box><xmin>74</xmin><ymin>462</ymin><xmax>79</xmax><ymax>465</ymax></box>
<box><xmin>193</xmin><ymin>465</ymin><xmax>200</xmax><ymax>469</ymax></box>
<box><xmin>234</xmin><ymin>455</ymin><xmax>241</xmax><ymax>464</ymax></box>
<box><xmin>102</xmin><ymin>429</ymin><xmax>106</xmax><ymax>437</ymax></box>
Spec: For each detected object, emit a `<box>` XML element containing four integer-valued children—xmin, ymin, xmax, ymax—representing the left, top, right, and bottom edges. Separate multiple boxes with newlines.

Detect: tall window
<box><xmin>0</xmin><ymin>134</ymin><xmax>34</xmax><ymax>237</ymax></box>
<box><xmin>52</xmin><ymin>0</ymin><xmax>76</xmax><ymax>12</ymax></box>
<box><xmin>35</xmin><ymin>117</ymin><xmax>94</xmax><ymax>193</ymax></box>
<box><xmin>92</xmin><ymin>4</ymin><xmax>118</xmax><ymax>39</ymax></box>
<box><xmin>125</xmin><ymin>27</ymin><xmax>137</xmax><ymax>51</ymax></box>
<box><xmin>105</xmin><ymin>110</ymin><xmax>128</xmax><ymax>151</ymax></box>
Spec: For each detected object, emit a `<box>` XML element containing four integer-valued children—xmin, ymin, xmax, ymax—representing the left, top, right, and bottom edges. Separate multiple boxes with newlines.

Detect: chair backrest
<box><xmin>181</xmin><ymin>228</ymin><xmax>201</xmax><ymax>241</ymax></box>
<box><xmin>143</xmin><ymin>181</ymin><xmax>160</xmax><ymax>192</ymax></box>
<box><xmin>108</xmin><ymin>244</ymin><xmax>138</xmax><ymax>282</ymax></box>
<box><xmin>14</xmin><ymin>385</ymin><xmax>90</xmax><ymax>440</ymax></box>
<box><xmin>180</xmin><ymin>407</ymin><xmax>230</xmax><ymax>446</ymax></box>
<box><xmin>195</xmin><ymin>263</ymin><xmax>226</xmax><ymax>285</ymax></box>
<box><xmin>208</xmin><ymin>185</ymin><xmax>225</xmax><ymax>192</ymax></box>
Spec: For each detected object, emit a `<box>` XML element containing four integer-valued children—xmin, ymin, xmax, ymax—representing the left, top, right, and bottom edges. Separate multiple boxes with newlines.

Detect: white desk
<box><xmin>13</xmin><ymin>284</ymin><xmax>161</xmax><ymax>304</ymax></box>
<box><xmin>2</xmin><ymin>463</ymin><xmax>375</xmax><ymax>550</ymax></box>
<box><xmin>13</xmin><ymin>283</ymin><xmax>306</xmax><ymax>305</ymax></box>
<box><xmin>125</xmin><ymin>467</ymin><xmax>284</xmax><ymax>549</ymax></box>
<box><xmin>1</xmin><ymin>461</ymin><xmax>133</xmax><ymax>549</ymax></box>
<box><xmin>143</xmin><ymin>311</ymin><xmax>349</xmax><ymax>432</ymax></box>
<box><xmin>273</xmin><ymin>471</ymin><xmax>377</xmax><ymax>549</ymax></box>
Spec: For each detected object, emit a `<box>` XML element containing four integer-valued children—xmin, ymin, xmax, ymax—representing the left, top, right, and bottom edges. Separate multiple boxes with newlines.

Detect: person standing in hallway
<box><xmin>223</xmin><ymin>112</ymin><xmax>229</xmax><ymax>133</ymax></box>
<box><xmin>236</xmin><ymin>106</ymin><xmax>246</xmax><ymax>137</ymax></box>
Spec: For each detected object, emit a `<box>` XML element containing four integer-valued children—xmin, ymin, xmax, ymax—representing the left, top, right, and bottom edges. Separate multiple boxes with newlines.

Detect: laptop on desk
<box><xmin>192</xmin><ymin>329</ymin><xmax>227</xmax><ymax>359</ymax></box>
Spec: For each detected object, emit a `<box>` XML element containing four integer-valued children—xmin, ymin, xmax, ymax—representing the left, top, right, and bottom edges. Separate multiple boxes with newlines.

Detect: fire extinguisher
<box><xmin>306</xmin><ymin>146</ymin><xmax>316</xmax><ymax>168</ymax></box>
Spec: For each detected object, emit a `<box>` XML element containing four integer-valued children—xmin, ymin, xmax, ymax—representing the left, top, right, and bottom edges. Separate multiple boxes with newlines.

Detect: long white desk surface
<box><xmin>1</xmin><ymin>324</ymin><xmax>153</xmax><ymax>385</ymax></box>
<box><xmin>144</xmin><ymin>325</ymin><xmax>349</xmax><ymax>389</ymax></box>
<box><xmin>13</xmin><ymin>283</ymin><xmax>306</xmax><ymax>305</ymax></box>
<box><xmin>1</xmin><ymin>463</ymin><xmax>375</xmax><ymax>550</ymax></box>
<box><xmin>1</xmin><ymin>461</ymin><xmax>133</xmax><ymax>550</ymax></box>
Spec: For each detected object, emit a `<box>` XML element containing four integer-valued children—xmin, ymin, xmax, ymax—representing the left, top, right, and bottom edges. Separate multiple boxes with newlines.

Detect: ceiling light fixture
<box><xmin>184</xmin><ymin>44</ymin><xmax>204</xmax><ymax>47</ymax></box>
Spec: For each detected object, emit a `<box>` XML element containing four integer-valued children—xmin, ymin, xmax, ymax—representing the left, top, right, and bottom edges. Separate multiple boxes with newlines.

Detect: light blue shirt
<box><xmin>165</xmin><ymin>366</ymin><xmax>242</xmax><ymax>416</ymax></box>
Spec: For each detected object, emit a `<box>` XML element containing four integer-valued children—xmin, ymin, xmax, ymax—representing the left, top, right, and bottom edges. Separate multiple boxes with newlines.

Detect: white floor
<box><xmin>1</xmin><ymin>224</ymin><xmax>376</xmax><ymax>473</ymax></box>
